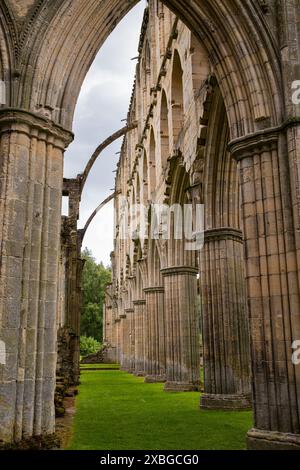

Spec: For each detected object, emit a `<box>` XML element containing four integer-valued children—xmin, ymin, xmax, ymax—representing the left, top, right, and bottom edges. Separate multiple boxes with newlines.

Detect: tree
<box><xmin>81</xmin><ymin>248</ymin><xmax>112</xmax><ymax>342</ymax></box>
<box><xmin>80</xmin><ymin>336</ymin><xmax>101</xmax><ymax>357</ymax></box>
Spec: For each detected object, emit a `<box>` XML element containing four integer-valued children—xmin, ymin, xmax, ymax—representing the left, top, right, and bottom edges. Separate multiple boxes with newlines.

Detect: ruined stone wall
<box><xmin>0</xmin><ymin>0</ymin><xmax>299</xmax><ymax>451</ymax></box>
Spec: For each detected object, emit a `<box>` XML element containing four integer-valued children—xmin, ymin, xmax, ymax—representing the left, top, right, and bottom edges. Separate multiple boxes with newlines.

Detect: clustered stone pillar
<box><xmin>103</xmin><ymin>303</ymin><xmax>112</xmax><ymax>344</ymax></box>
<box><xmin>129</xmin><ymin>307</ymin><xmax>136</xmax><ymax>373</ymax></box>
<box><xmin>199</xmin><ymin>228</ymin><xmax>252</xmax><ymax>410</ymax></box>
<box><xmin>133</xmin><ymin>300</ymin><xmax>146</xmax><ymax>376</ymax></box>
<box><xmin>144</xmin><ymin>287</ymin><xmax>166</xmax><ymax>383</ymax></box>
<box><xmin>161</xmin><ymin>266</ymin><xmax>200</xmax><ymax>391</ymax></box>
<box><xmin>0</xmin><ymin>110</ymin><xmax>72</xmax><ymax>444</ymax></box>
<box><xmin>120</xmin><ymin>310</ymin><xmax>132</xmax><ymax>371</ymax></box>
<box><xmin>230</xmin><ymin>131</ymin><xmax>300</xmax><ymax>449</ymax></box>
<box><xmin>114</xmin><ymin>318</ymin><xmax>121</xmax><ymax>364</ymax></box>
<box><xmin>102</xmin><ymin>292</ymin><xmax>118</xmax><ymax>363</ymax></box>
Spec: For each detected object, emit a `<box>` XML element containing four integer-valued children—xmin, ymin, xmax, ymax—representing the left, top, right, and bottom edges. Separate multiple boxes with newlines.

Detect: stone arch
<box><xmin>1</xmin><ymin>0</ymin><xmax>299</xmax><ymax>450</ymax></box>
<box><xmin>164</xmin><ymin>153</ymin><xmax>197</xmax><ymax>268</ymax></box>
<box><xmin>195</xmin><ymin>83</ymin><xmax>252</xmax><ymax>410</ymax></box>
<box><xmin>190</xmin><ymin>32</ymin><xmax>211</xmax><ymax>95</ymax></box>
<box><xmin>171</xmin><ymin>49</ymin><xmax>184</xmax><ymax>149</ymax></box>
<box><xmin>11</xmin><ymin>0</ymin><xmax>282</xmax><ymax>135</ymax></box>
<box><xmin>0</xmin><ymin>2</ymin><xmax>17</xmax><ymax>107</ymax></box>
<box><xmin>160</xmin><ymin>89</ymin><xmax>170</xmax><ymax>169</ymax></box>
<box><xmin>142</xmin><ymin>150</ymin><xmax>148</xmax><ymax>205</ymax></box>
<box><xmin>147</xmin><ymin>238</ymin><xmax>163</xmax><ymax>287</ymax></box>
<box><xmin>136</xmin><ymin>173</ymin><xmax>141</xmax><ymax>205</ymax></box>
<box><xmin>161</xmin><ymin>152</ymin><xmax>200</xmax><ymax>391</ymax></box>
<box><xmin>202</xmin><ymin>88</ymin><xmax>240</xmax><ymax>230</ymax></box>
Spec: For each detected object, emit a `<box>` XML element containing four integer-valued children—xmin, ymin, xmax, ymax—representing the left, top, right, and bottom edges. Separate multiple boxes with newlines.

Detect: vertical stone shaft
<box><xmin>133</xmin><ymin>300</ymin><xmax>146</xmax><ymax>376</ymax></box>
<box><xmin>114</xmin><ymin>318</ymin><xmax>121</xmax><ymax>364</ymax></box>
<box><xmin>120</xmin><ymin>311</ymin><xmax>132</xmax><ymax>371</ymax></box>
<box><xmin>161</xmin><ymin>267</ymin><xmax>200</xmax><ymax>391</ymax></box>
<box><xmin>200</xmin><ymin>229</ymin><xmax>252</xmax><ymax>410</ymax></box>
<box><xmin>0</xmin><ymin>111</ymin><xmax>71</xmax><ymax>443</ymax></box>
<box><xmin>129</xmin><ymin>308</ymin><xmax>135</xmax><ymax>372</ymax></box>
<box><xmin>144</xmin><ymin>287</ymin><xmax>166</xmax><ymax>382</ymax></box>
<box><xmin>230</xmin><ymin>133</ymin><xmax>300</xmax><ymax>449</ymax></box>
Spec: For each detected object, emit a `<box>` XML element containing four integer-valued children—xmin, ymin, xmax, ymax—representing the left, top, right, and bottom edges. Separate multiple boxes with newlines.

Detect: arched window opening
<box><xmin>149</xmin><ymin>128</ymin><xmax>157</xmax><ymax>195</ymax></box>
<box><xmin>136</xmin><ymin>173</ymin><xmax>141</xmax><ymax>205</ymax></box>
<box><xmin>142</xmin><ymin>151</ymin><xmax>149</xmax><ymax>205</ymax></box>
<box><xmin>160</xmin><ymin>90</ymin><xmax>170</xmax><ymax>168</ymax></box>
<box><xmin>171</xmin><ymin>50</ymin><xmax>184</xmax><ymax>149</ymax></box>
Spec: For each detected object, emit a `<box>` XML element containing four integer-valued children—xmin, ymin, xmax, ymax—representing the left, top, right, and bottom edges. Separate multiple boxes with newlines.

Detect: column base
<box><xmin>247</xmin><ymin>428</ymin><xmax>300</xmax><ymax>450</ymax></box>
<box><xmin>0</xmin><ymin>434</ymin><xmax>61</xmax><ymax>450</ymax></box>
<box><xmin>164</xmin><ymin>381</ymin><xmax>200</xmax><ymax>392</ymax></box>
<box><xmin>200</xmin><ymin>393</ymin><xmax>252</xmax><ymax>410</ymax></box>
<box><xmin>134</xmin><ymin>371</ymin><xmax>146</xmax><ymax>377</ymax></box>
<box><xmin>145</xmin><ymin>375</ymin><xmax>166</xmax><ymax>384</ymax></box>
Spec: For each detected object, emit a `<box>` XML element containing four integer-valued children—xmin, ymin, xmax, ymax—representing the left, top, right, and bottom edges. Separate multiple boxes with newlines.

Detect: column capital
<box><xmin>204</xmin><ymin>227</ymin><xmax>243</xmax><ymax>243</ymax></box>
<box><xmin>161</xmin><ymin>266</ymin><xmax>198</xmax><ymax>277</ymax></box>
<box><xmin>124</xmin><ymin>308</ymin><xmax>134</xmax><ymax>314</ymax></box>
<box><xmin>133</xmin><ymin>300</ymin><xmax>146</xmax><ymax>306</ymax></box>
<box><xmin>143</xmin><ymin>286</ymin><xmax>164</xmax><ymax>294</ymax></box>
<box><xmin>0</xmin><ymin>108</ymin><xmax>74</xmax><ymax>149</ymax></box>
<box><xmin>229</xmin><ymin>119</ymin><xmax>300</xmax><ymax>161</ymax></box>
<box><xmin>228</xmin><ymin>126</ymin><xmax>280</xmax><ymax>161</ymax></box>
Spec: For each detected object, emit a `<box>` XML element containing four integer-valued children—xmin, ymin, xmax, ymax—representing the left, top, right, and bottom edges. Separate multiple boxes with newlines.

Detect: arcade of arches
<box><xmin>0</xmin><ymin>0</ymin><xmax>300</xmax><ymax>451</ymax></box>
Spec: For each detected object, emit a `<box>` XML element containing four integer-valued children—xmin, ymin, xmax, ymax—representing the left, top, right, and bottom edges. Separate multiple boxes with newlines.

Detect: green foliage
<box><xmin>81</xmin><ymin>248</ymin><xmax>112</xmax><ymax>342</ymax></box>
<box><xmin>80</xmin><ymin>336</ymin><xmax>101</xmax><ymax>357</ymax></box>
<box><xmin>68</xmin><ymin>370</ymin><xmax>253</xmax><ymax>450</ymax></box>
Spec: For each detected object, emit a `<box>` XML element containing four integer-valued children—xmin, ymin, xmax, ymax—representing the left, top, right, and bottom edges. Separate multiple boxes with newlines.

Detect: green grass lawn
<box><xmin>80</xmin><ymin>363</ymin><xmax>120</xmax><ymax>370</ymax></box>
<box><xmin>67</xmin><ymin>369</ymin><xmax>252</xmax><ymax>450</ymax></box>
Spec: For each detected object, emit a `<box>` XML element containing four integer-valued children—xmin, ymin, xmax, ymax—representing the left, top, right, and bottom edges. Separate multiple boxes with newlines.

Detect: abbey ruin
<box><xmin>0</xmin><ymin>0</ymin><xmax>300</xmax><ymax>451</ymax></box>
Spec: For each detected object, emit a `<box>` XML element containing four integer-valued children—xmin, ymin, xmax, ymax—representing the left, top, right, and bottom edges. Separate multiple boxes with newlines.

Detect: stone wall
<box><xmin>0</xmin><ymin>0</ymin><xmax>299</xmax><ymax>450</ymax></box>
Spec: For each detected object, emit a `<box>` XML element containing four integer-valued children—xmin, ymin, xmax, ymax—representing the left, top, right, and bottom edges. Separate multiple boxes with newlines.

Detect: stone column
<box><xmin>128</xmin><ymin>307</ymin><xmax>135</xmax><ymax>373</ymax></box>
<box><xmin>0</xmin><ymin>109</ymin><xmax>72</xmax><ymax>444</ymax></box>
<box><xmin>120</xmin><ymin>310</ymin><xmax>132</xmax><ymax>371</ymax></box>
<box><xmin>114</xmin><ymin>317</ymin><xmax>121</xmax><ymax>364</ymax></box>
<box><xmin>161</xmin><ymin>267</ymin><xmax>200</xmax><ymax>391</ymax></box>
<box><xmin>133</xmin><ymin>300</ymin><xmax>146</xmax><ymax>376</ymax></box>
<box><xmin>229</xmin><ymin>129</ymin><xmax>300</xmax><ymax>449</ymax></box>
<box><xmin>199</xmin><ymin>228</ymin><xmax>252</xmax><ymax>410</ymax></box>
<box><xmin>143</xmin><ymin>287</ymin><xmax>166</xmax><ymax>383</ymax></box>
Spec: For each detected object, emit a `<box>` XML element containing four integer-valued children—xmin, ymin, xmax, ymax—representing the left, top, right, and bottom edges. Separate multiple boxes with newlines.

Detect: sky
<box><xmin>63</xmin><ymin>1</ymin><xmax>146</xmax><ymax>267</ymax></box>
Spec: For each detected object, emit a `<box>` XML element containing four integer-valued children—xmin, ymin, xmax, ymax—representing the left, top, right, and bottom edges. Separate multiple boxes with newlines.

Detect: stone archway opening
<box><xmin>0</xmin><ymin>0</ymin><xmax>299</xmax><ymax>452</ymax></box>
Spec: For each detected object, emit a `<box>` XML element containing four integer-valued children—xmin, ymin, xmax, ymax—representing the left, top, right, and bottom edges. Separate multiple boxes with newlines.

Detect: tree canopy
<box><xmin>81</xmin><ymin>248</ymin><xmax>112</xmax><ymax>342</ymax></box>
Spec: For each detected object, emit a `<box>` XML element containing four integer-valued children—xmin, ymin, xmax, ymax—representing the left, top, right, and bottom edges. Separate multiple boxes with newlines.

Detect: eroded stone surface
<box><xmin>0</xmin><ymin>0</ymin><xmax>299</xmax><ymax>451</ymax></box>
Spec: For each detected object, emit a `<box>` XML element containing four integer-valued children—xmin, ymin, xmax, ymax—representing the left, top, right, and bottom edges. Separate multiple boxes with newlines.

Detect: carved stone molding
<box><xmin>161</xmin><ymin>266</ymin><xmax>198</xmax><ymax>277</ymax></box>
<box><xmin>0</xmin><ymin>107</ymin><xmax>74</xmax><ymax>148</ymax></box>
<box><xmin>143</xmin><ymin>286</ymin><xmax>164</xmax><ymax>294</ymax></box>
<box><xmin>124</xmin><ymin>309</ymin><xmax>134</xmax><ymax>314</ymax></box>
<box><xmin>229</xmin><ymin>118</ymin><xmax>300</xmax><ymax>161</ymax></box>
<box><xmin>228</xmin><ymin>126</ymin><xmax>280</xmax><ymax>161</ymax></box>
<box><xmin>133</xmin><ymin>300</ymin><xmax>146</xmax><ymax>306</ymax></box>
<box><xmin>204</xmin><ymin>227</ymin><xmax>243</xmax><ymax>244</ymax></box>
<box><xmin>247</xmin><ymin>428</ymin><xmax>300</xmax><ymax>451</ymax></box>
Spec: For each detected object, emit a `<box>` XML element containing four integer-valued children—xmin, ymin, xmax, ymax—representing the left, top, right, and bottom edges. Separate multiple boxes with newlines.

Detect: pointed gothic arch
<box><xmin>160</xmin><ymin>89</ymin><xmax>170</xmax><ymax>169</ymax></box>
<box><xmin>171</xmin><ymin>49</ymin><xmax>184</xmax><ymax>149</ymax></box>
